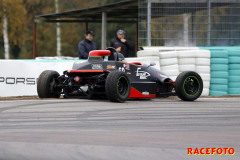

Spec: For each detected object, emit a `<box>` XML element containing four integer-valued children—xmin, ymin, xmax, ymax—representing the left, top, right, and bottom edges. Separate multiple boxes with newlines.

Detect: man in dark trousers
<box><xmin>78</xmin><ymin>30</ymin><xmax>98</xmax><ymax>59</ymax></box>
<box><xmin>109</xmin><ymin>29</ymin><xmax>134</xmax><ymax>57</ymax></box>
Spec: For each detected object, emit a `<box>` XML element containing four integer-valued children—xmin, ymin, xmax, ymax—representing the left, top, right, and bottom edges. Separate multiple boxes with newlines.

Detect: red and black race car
<box><xmin>37</xmin><ymin>48</ymin><xmax>203</xmax><ymax>102</ymax></box>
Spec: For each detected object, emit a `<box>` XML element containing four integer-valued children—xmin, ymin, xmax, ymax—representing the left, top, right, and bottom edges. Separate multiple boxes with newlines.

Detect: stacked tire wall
<box><xmin>136</xmin><ymin>48</ymin><xmax>211</xmax><ymax>96</ymax></box>
<box><xmin>128</xmin><ymin>50</ymin><xmax>161</xmax><ymax>70</ymax></box>
<box><xmin>200</xmin><ymin>46</ymin><xmax>240</xmax><ymax>96</ymax></box>
<box><xmin>228</xmin><ymin>49</ymin><xmax>240</xmax><ymax>95</ymax></box>
<box><xmin>209</xmin><ymin>50</ymin><xmax>229</xmax><ymax>96</ymax></box>
<box><xmin>195</xmin><ymin>50</ymin><xmax>211</xmax><ymax>96</ymax></box>
<box><xmin>178</xmin><ymin>50</ymin><xmax>196</xmax><ymax>72</ymax></box>
<box><xmin>159</xmin><ymin>51</ymin><xmax>179</xmax><ymax>81</ymax></box>
<box><xmin>136</xmin><ymin>47</ymin><xmax>240</xmax><ymax>96</ymax></box>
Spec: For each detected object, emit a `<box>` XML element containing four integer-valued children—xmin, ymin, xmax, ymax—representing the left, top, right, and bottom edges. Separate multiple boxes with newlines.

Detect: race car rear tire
<box><xmin>105</xmin><ymin>71</ymin><xmax>131</xmax><ymax>103</ymax></box>
<box><xmin>175</xmin><ymin>71</ymin><xmax>203</xmax><ymax>101</ymax></box>
<box><xmin>37</xmin><ymin>70</ymin><xmax>61</xmax><ymax>98</ymax></box>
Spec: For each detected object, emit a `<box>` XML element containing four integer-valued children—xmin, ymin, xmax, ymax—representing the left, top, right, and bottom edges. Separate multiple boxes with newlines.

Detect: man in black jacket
<box><xmin>78</xmin><ymin>30</ymin><xmax>98</xmax><ymax>59</ymax></box>
<box><xmin>109</xmin><ymin>29</ymin><xmax>134</xmax><ymax>57</ymax></box>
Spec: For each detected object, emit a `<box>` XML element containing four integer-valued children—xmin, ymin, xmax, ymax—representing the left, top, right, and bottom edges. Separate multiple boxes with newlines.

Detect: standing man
<box><xmin>109</xmin><ymin>29</ymin><xmax>134</xmax><ymax>57</ymax></box>
<box><xmin>78</xmin><ymin>30</ymin><xmax>98</xmax><ymax>59</ymax></box>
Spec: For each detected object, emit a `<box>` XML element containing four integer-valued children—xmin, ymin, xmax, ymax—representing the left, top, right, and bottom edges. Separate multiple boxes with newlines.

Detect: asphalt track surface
<box><xmin>0</xmin><ymin>97</ymin><xmax>240</xmax><ymax>160</ymax></box>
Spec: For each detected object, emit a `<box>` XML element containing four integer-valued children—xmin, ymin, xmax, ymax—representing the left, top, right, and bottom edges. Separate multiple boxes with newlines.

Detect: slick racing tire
<box><xmin>105</xmin><ymin>71</ymin><xmax>131</xmax><ymax>103</ymax></box>
<box><xmin>37</xmin><ymin>70</ymin><xmax>61</xmax><ymax>98</ymax></box>
<box><xmin>175</xmin><ymin>71</ymin><xmax>203</xmax><ymax>101</ymax></box>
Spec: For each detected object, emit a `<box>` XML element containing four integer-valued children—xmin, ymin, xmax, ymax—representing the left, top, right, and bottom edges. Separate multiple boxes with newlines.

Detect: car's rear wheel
<box><xmin>105</xmin><ymin>71</ymin><xmax>131</xmax><ymax>102</ymax></box>
<box><xmin>37</xmin><ymin>70</ymin><xmax>61</xmax><ymax>98</ymax></box>
<box><xmin>175</xmin><ymin>71</ymin><xmax>203</xmax><ymax>101</ymax></box>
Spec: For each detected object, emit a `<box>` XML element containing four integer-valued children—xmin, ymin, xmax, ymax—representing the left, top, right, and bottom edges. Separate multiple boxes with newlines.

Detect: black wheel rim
<box><xmin>50</xmin><ymin>78</ymin><xmax>61</xmax><ymax>93</ymax></box>
<box><xmin>117</xmin><ymin>76</ymin><xmax>129</xmax><ymax>97</ymax></box>
<box><xmin>183</xmin><ymin>76</ymin><xmax>200</xmax><ymax>96</ymax></box>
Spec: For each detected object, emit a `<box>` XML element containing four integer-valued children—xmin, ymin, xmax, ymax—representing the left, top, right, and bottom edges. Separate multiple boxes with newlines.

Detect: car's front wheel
<box><xmin>175</xmin><ymin>71</ymin><xmax>203</xmax><ymax>101</ymax></box>
<box><xmin>105</xmin><ymin>71</ymin><xmax>131</xmax><ymax>102</ymax></box>
<box><xmin>37</xmin><ymin>70</ymin><xmax>61</xmax><ymax>98</ymax></box>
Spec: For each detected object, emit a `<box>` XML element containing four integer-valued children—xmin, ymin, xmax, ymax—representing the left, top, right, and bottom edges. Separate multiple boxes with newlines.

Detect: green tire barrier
<box><xmin>228</xmin><ymin>88</ymin><xmax>240</xmax><ymax>95</ymax></box>
<box><xmin>211</xmin><ymin>64</ymin><xmax>228</xmax><ymax>71</ymax></box>
<box><xmin>211</xmin><ymin>58</ymin><xmax>228</xmax><ymax>64</ymax></box>
<box><xmin>211</xmin><ymin>71</ymin><xmax>228</xmax><ymax>78</ymax></box>
<box><xmin>210</xmin><ymin>50</ymin><xmax>229</xmax><ymax>96</ymax></box>
<box><xmin>210</xmin><ymin>51</ymin><xmax>228</xmax><ymax>58</ymax></box>
<box><xmin>210</xmin><ymin>91</ymin><xmax>228</xmax><ymax>96</ymax></box>
<box><xmin>228</xmin><ymin>56</ymin><xmax>240</xmax><ymax>64</ymax></box>
<box><xmin>200</xmin><ymin>47</ymin><xmax>240</xmax><ymax>96</ymax></box>
<box><xmin>228</xmin><ymin>82</ymin><xmax>240</xmax><ymax>88</ymax></box>
<box><xmin>210</xmin><ymin>84</ymin><xmax>228</xmax><ymax>92</ymax></box>
<box><xmin>210</xmin><ymin>78</ymin><xmax>228</xmax><ymax>84</ymax></box>
<box><xmin>228</xmin><ymin>76</ymin><xmax>240</xmax><ymax>82</ymax></box>
<box><xmin>229</xmin><ymin>64</ymin><xmax>240</xmax><ymax>70</ymax></box>
<box><xmin>229</xmin><ymin>70</ymin><xmax>240</xmax><ymax>76</ymax></box>
<box><xmin>228</xmin><ymin>50</ymin><xmax>240</xmax><ymax>56</ymax></box>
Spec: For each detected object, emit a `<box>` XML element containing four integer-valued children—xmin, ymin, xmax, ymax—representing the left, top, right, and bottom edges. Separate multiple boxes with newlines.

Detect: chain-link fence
<box><xmin>138</xmin><ymin>0</ymin><xmax>240</xmax><ymax>47</ymax></box>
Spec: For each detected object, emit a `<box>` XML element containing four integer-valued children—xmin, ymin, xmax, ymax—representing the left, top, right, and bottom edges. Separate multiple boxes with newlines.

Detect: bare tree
<box><xmin>55</xmin><ymin>0</ymin><xmax>61</xmax><ymax>56</ymax></box>
<box><xmin>3</xmin><ymin>1</ymin><xmax>9</xmax><ymax>59</ymax></box>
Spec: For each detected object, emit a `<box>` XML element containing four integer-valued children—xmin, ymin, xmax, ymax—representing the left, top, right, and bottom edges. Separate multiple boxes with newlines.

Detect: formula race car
<box><xmin>37</xmin><ymin>48</ymin><xmax>203</xmax><ymax>102</ymax></box>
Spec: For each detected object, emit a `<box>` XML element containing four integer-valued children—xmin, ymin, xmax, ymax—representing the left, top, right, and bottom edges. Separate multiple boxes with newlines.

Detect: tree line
<box><xmin>0</xmin><ymin>0</ymin><xmax>136</xmax><ymax>59</ymax></box>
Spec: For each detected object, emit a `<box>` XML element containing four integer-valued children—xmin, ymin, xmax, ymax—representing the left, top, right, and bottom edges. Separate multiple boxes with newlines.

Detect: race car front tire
<box><xmin>105</xmin><ymin>71</ymin><xmax>131</xmax><ymax>103</ymax></box>
<box><xmin>175</xmin><ymin>71</ymin><xmax>203</xmax><ymax>101</ymax></box>
<box><xmin>37</xmin><ymin>70</ymin><xmax>61</xmax><ymax>98</ymax></box>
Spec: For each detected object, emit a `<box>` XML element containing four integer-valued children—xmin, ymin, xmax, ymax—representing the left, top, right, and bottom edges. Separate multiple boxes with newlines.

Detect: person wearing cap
<box><xmin>109</xmin><ymin>29</ymin><xmax>134</xmax><ymax>57</ymax></box>
<box><xmin>78</xmin><ymin>30</ymin><xmax>98</xmax><ymax>59</ymax></box>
